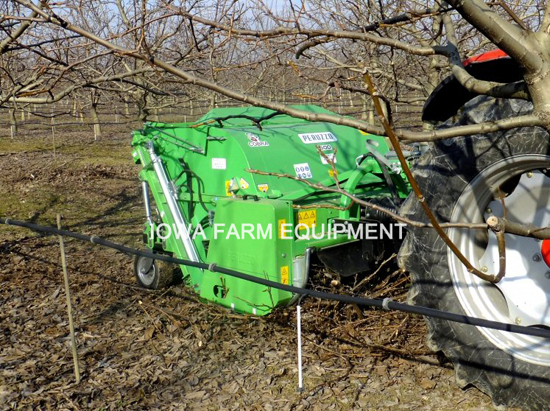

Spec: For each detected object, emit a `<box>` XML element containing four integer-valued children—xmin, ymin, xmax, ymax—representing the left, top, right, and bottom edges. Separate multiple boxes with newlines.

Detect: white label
<box><xmin>298</xmin><ymin>132</ymin><xmax>337</xmax><ymax>144</ymax></box>
<box><xmin>320</xmin><ymin>153</ymin><xmax>337</xmax><ymax>165</ymax></box>
<box><xmin>294</xmin><ymin>163</ymin><xmax>313</xmax><ymax>179</ymax></box>
<box><xmin>212</xmin><ymin>158</ymin><xmax>227</xmax><ymax>170</ymax></box>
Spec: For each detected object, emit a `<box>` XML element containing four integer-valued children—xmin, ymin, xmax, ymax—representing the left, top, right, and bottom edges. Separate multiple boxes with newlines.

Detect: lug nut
<box><xmin>545</xmin><ymin>271</ymin><xmax>550</xmax><ymax>279</ymax></box>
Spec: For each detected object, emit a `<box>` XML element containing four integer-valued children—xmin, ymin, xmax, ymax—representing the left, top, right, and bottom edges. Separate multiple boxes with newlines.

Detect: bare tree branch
<box><xmin>440</xmin><ymin>12</ymin><xmax>530</xmax><ymax>100</ymax></box>
<box><xmin>0</xmin><ymin>1</ymin><xmax>43</xmax><ymax>54</ymax></box>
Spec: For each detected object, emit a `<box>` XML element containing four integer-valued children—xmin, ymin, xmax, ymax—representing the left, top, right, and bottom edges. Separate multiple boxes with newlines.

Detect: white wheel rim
<box><xmin>449</xmin><ymin>154</ymin><xmax>550</xmax><ymax>366</ymax></box>
<box><xmin>137</xmin><ymin>256</ymin><xmax>156</xmax><ymax>287</ymax></box>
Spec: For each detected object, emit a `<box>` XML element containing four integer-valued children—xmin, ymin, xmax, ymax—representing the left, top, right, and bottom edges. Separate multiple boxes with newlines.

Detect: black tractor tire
<box><xmin>134</xmin><ymin>252</ymin><xmax>180</xmax><ymax>290</ymax></box>
<box><xmin>398</xmin><ymin>96</ymin><xmax>550</xmax><ymax>410</ymax></box>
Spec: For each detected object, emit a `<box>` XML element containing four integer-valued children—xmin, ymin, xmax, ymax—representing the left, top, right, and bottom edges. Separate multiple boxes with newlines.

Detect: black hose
<box><xmin>177</xmin><ymin>159</ymin><xmax>210</xmax><ymax>214</ymax></box>
<box><xmin>2</xmin><ymin>217</ymin><xmax>550</xmax><ymax>340</ymax></box>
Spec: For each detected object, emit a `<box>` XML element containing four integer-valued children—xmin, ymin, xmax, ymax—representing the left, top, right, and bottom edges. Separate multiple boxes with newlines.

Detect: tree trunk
<box><xmin>9</xmin><ymin>108</ymin><xmax>17</xmax><ymax>138</ymax></box>
<box><xmin>90</xmin><ymin>104</ymin><xmax>102</xmax><ymax>140</ymax></box>
<box><xmin>209</xmin><ymin>94</ymin><xmax>216</xmax><ymax>110</ymax></box>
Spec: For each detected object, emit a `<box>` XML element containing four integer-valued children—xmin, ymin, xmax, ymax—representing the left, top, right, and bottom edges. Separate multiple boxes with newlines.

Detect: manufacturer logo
<box><xmin>298</xmin><ymin>132</ymin><xmax>338</xmax><ymax>144</ymax></box>
<box><xmin>247</xmin><ymin>132</ymin><xmax>269</xmax><ymax>147</ymax></box>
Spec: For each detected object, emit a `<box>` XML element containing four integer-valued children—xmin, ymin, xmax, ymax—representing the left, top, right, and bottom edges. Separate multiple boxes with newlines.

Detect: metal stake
<box><xmin>297</xmin><ymin>304</ymin><xmax>303</xmax><ymax>392</ymax></box>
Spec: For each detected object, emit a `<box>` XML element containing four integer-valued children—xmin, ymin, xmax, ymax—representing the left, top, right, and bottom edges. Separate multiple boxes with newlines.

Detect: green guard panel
<box><xmin>202</xmin><ymin>197</ymin><xmax>294</xmax><ymax>315</ymax></box>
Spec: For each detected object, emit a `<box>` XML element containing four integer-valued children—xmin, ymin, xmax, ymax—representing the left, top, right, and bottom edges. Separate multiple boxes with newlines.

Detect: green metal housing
<box><xmin>131</xmin><ymin>105</ymin><xmax>409</xmax><ymax>315</ymax></box>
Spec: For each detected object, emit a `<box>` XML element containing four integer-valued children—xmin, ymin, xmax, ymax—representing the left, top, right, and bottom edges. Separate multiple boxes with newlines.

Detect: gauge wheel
<box><xmin>399</xmin><ymin>96</ymin><xmax>550</xmax><ymax>410</ymax></box>
<box><xmin>134</xmin><ymin>252</ymin><xmax>178</xmax><ymax>289</ymax></box>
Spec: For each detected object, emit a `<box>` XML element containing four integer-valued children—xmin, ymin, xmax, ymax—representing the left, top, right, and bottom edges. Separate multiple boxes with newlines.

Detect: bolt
<box><xmin>527</xmin><ymin>171</ymin><xmax>534</xmax><ymax>178</ymax></box>
<box><xmin>515</xmin><ymin>317</ymin><xmax>522</xmax><ymax>325</ymax></box>
<box><xmin>481</xmin><ymin>266</ymin><xmax>488</xmax><ymax>272</ymax></box>
<box><xmin>545</xmin><ymin>271</ymin><xmax>550</xmax><ymax>279</ymax></box>
<box><xmin>282</xmin><ymin>253</ymin><xmax>287</xmax><ymax>258</ymax></box>
<box><xmin>485</xmin><ymin>207</ymin><xmax>492</xmax><ymax>214</ymax></box>
<box><xmin>533</xmin><ymin>253</ymin><xmax>542</xmax><ymax>262</ymax></box>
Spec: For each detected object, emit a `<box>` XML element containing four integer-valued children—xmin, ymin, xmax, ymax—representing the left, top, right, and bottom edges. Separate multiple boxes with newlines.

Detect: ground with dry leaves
<box><xmin>0</xmin><ymin>125</ymin><xmax>496</xmax><ymax>410</ymax></box>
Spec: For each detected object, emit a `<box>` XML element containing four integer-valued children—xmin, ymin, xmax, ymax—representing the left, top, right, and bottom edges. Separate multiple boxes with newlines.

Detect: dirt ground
<box><xmin>0</xmin><ymin>125</ymin><xmax>495</xmax><ymax>410</ymax></box>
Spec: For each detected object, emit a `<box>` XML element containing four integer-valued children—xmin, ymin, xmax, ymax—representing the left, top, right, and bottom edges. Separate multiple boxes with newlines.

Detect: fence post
<box><xmin>57</xmin><ymin>215</ymin><xmax>81</xmax><ymax>384</ymax></box>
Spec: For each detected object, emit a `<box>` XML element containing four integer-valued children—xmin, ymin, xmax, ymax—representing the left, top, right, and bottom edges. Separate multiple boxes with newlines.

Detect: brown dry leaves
<box><xmin>1</xmin><ymin>130</ymin><xmax>492</xmax><ymax>410</ymax></box>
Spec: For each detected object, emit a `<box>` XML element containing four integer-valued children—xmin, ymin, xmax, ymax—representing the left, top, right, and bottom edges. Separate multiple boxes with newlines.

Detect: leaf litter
<box><xmin>0</xmin><ymin>131</ymin><xmax>495</xmax><ymax>410</ymax></box>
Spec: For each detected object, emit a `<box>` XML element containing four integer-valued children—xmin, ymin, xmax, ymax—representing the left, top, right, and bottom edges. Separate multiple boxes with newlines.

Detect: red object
<box><xmin>462</xmin><ymin>49</ymin><xmax>509</xmax><ymax>66</ymax></box>
<box><xmin>542</xmin><ymin>239</ymin><xmax>550</xmax><ymax>267</ymax></box>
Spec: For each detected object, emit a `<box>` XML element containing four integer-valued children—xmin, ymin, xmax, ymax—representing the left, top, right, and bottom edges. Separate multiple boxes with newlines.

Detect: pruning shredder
<box><xmin>131</xmin><ymin>105</ymin><xmax>412</xmax><ymax>314</ymax></box>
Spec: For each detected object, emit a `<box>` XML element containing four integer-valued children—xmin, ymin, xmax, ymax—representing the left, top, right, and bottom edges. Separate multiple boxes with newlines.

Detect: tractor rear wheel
<box><xmin>399</xmin><ymin>96</ymin><xmax>550</xmax><ymax>410</ymax></box>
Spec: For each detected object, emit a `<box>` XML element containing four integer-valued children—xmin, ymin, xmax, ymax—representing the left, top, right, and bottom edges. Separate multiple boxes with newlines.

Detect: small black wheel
<box><xmin>399</xmin><ymin>96</ymin><xmax>550</xmax><ymax>410</ymax></box>
<box><xmin>134</xmin><ymin>252</ymin><xmax>177</xmax><ymax>289</ymax></box>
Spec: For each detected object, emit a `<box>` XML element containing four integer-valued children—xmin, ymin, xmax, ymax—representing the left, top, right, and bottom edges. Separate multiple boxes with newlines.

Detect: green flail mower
<box><xmin>131</xmin><ymin>104</ymin><xmax>416</xmax><ymax>315</ymax></box>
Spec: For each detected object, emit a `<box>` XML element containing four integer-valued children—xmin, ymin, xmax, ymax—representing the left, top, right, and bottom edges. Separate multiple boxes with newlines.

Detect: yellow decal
<box><xmin>239</xmin><ymin>178</ymin><xmax>250</xmax><ymax>190</ymax></box>
<box><xmin>297</xmin><ymin>210</ymin><xmax>317</xmax><ymax>230</ymax></box>
<box><xmin>328</xmin><ymin>169</ymin><xmax>338</xmax><ymax>178</ymax></box>
<box><xmin>281</xmin><ymin>266</ymin><xmax>289</xmax><ymax>285</ymax></box>
<box><xmin>225</xmin><ymin>180</ymin><xmax>232</xmax><ymax>196</ymax></box>
<box><xmin>257</xmin><ymin>184</ymin><xmax>269</xmax><ymax>193</ymax></box>
<box><xmin>278</xmin><ymin>219</ymin><xmax>288</xmax><ymax>239</ymax></box>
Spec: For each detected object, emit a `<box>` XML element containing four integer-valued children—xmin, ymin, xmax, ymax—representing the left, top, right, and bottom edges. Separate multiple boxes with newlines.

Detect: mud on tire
<box><xmin>398</xmin><ymin>96</ymin><xmax>550</xmax><ymax>410</ymax></box>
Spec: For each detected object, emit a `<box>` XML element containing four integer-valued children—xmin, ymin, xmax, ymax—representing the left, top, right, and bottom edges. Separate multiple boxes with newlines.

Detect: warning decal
<box><xmin>294</xmin><ymin>163</ymin><xmax>312</xmax><ymax>179</ymax></box>
<box><xmin>278</xmin><ymin>219</ymin><xmax>288</xmax><ymax>239</ymax></box>
<box><xmin>257</xmin><ymin>184</ymin><xmax>269</xmax><ymax>193</ymax></box>
<box><xmin>280</xmin><ymin>266</ymin><xmax>289</xmax><ymax>285</ymax></box>
<box><xmin>297</xmin><ymin>210</ymin><xmax>317</xmax><ymax>230</ymax></box>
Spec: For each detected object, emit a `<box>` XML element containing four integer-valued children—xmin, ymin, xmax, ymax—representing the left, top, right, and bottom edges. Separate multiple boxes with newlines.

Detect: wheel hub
<box><xmin>136</xmin><ymin>256</ymin><xmax>155</xmax><ymax>286</ymax></box>
<box><xmin>478</xmin><ymin>172</ymin><xmax>550</xmax><ymax>327</ymax></box>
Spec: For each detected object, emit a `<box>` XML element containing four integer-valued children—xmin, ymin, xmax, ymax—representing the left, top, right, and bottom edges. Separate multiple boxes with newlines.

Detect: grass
<box><xmin>0</xmin><ymin>125</ymin><xmax>143</xmax><ymax>241</ymax></box>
